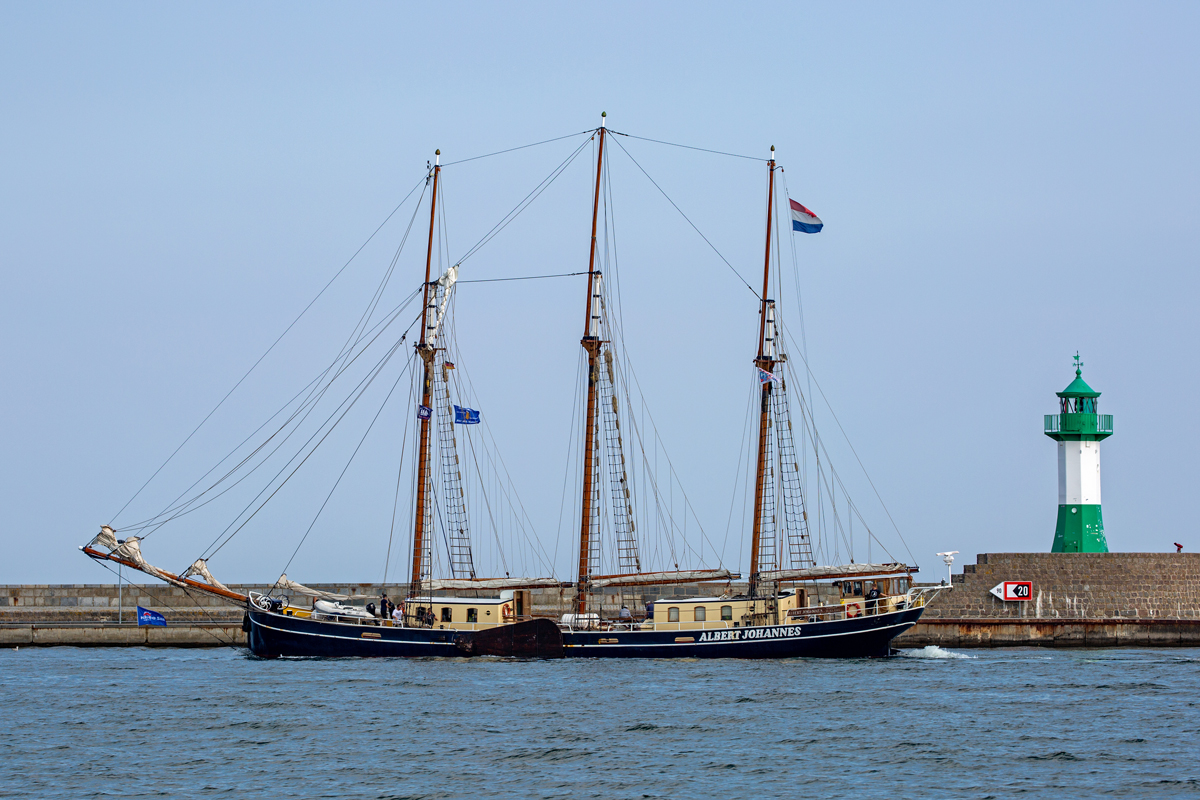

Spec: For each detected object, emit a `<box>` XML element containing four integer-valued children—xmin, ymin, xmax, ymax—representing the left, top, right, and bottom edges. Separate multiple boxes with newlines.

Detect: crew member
<box><xmin>866</xmin><ymin>583</ymin><xmax>882</xmax><ymax>615</ymax></box>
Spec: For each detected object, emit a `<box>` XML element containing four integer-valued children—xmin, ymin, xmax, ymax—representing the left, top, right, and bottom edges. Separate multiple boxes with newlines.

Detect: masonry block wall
<box><xmin>924</xmin><ymin>553</ymin><xmax>1200</xmax><ymax>620</ymax></box>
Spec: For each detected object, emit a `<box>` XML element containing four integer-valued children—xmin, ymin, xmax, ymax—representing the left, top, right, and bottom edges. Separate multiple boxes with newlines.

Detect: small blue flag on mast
<box><xmin>453</xmin><ymin>405</ymin><xmax>480</xmax><ymax>424</ymax></box>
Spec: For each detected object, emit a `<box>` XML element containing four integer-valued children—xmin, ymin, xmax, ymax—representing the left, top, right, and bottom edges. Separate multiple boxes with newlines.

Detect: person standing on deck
<box><xmin>866</xmin><ymin>584</ymin><xmax>882</xmax><ymax>615</ymax></box>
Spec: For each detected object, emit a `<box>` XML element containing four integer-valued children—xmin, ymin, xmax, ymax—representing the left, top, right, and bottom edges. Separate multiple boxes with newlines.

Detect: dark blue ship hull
<box><xmin>248</xmin><ymin>604</ymin><xmax>922</xmax><ymax>659</ymax></box>
<box><xmin>560</xmin><ymin>605</ymin><xmax>924</xmax><ymax>659</ymax></box>
<box><xmin>248</xmin><ymin>609</ymin><xmax>465</xmax><ymax>658</ymax></box>
<box><xmin>246</xmin><ymin>610</ymin><xmax>565</xmax><ymax>658</ymax></box>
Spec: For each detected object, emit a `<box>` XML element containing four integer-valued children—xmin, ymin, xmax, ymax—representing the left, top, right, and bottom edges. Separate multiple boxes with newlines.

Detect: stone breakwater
<box><xmin>895</xmin><ymin>552</ymin><xmax>1200</xmax><ymax>647</ymax></box>
<box><xmin>0</xmin><ymin>580</ymin><xmax>743</xmax><ymax>647</ymax></box>
<box><xmin>7</xmin><ymin>554</ymin><xmax>1197</xmax><ymax>648</ymax></box>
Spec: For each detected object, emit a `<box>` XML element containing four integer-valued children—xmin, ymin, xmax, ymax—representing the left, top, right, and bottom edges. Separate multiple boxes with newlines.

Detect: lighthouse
<box><xmin>1044</xmin><ymin>354</ymin><xmax>1112</xmax><ymax>553</ymax></box>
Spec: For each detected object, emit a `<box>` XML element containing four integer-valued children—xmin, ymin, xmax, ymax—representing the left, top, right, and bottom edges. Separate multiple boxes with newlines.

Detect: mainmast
<box><xmin>749</xmin><ymin>146</ymin><xmax>776</xmax><ymax>598</ymax></box>
<box><xmin>410</xmin><ymin>149</ymin><xmax>441</xmax><ymax>598</ymax></box>
<box><xmin>576</xmin><ymin>113</ymin><xmax>606</xmax><ymax>615</ymax></box>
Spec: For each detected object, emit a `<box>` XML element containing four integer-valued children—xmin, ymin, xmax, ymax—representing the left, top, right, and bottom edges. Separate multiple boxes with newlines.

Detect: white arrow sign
<box><xmin>989</xmin><ymin>581</ymin><xmax>1032</xmax><ymax>601</ymax></box>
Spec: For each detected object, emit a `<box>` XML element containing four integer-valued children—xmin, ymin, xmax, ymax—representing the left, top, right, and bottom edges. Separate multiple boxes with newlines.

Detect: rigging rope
<box><xmin>277</xmin><ymin>347</ymin><xmax>416</xmax><ymax>578</ymax></box>
<box><xmin>609</xmin><ymin>129</ymin><xmax>765</xmax><ymax>162</ymax></box>
<box><xmin>778</xmin><ymin>319</ymin><xmax>916</xmax><ymax>567</ymax></box>
<box><xmin>110</xmin><ymin>175</ymin><xmax>429</xmax><ymax>525</ymax></box>
<box><xmin>456</xmin><ymin>271</ymin><xmax>589</xmax><ymax>284</ymax></box>
<box><xmin>454</xmin><ymin>136</ymin><xmax>593</xmax><ymax>266</ymax></box>
<box><xmin>608</xmin><ymin>136</ymin><xmax>758</xmax><ymax>296</ymax></box>
<box><xmin>441</xmin><ymin>129</ymin><xmax>593</xmax><ymax>167</ymax></box>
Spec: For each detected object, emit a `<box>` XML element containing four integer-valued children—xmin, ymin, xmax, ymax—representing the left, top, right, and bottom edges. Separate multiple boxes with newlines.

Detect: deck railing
<box><xmin>560</xmin><ymin>592</ymin><xmax>928</xmax><ymax>632</ymax></box>
<box><xmin>1044</xmin><ymin>413</ymin><xmax>1113</xmax><ymax>435</ymax></box>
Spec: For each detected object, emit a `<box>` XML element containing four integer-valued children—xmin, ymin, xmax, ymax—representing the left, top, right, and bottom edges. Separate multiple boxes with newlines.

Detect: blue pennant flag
<box><xmin>453</xmin><ymin>405</ymin><xmax>480</xmax><ymax>425</ymax></box>
<box><xmin>417</xmin><ymin>405</ymin><xmax>432</xmax><ymax>421</ymax></box>
<box><xmin>136</xmin><ymin>606</ymin><xmax>166</xmax><ymax>627</ymax></box>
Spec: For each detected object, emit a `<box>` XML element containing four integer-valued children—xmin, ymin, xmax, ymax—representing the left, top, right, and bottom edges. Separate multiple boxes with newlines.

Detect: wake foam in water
<box><xmin>901</xmin><ymin>645</ymin><xmax>976</xmax><ymax>659</ymax></box>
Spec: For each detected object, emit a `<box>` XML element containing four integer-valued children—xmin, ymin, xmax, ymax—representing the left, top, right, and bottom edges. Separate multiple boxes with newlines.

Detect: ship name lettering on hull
<box><xmin>697</xmin><ymin>626</ymin><xmax>803</xmax><ymax>643</ymax></box>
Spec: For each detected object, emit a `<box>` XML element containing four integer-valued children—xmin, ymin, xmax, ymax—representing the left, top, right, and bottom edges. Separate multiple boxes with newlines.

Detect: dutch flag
<box><xmin>790</xmin><ymin>199</ymin><xmax>823</xmax><ymax>234</ymax></box>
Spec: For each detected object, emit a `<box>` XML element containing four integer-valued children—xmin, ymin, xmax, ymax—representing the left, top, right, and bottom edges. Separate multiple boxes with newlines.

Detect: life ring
<box><xmin>844</xmin><ymin>601</ymin><xmax>862</xmax><ymax>619</ymax></box>
<box><xmin>501</xmin><ymin>603</ymin><xmax>513</xmax><ymax>621</ymax></box>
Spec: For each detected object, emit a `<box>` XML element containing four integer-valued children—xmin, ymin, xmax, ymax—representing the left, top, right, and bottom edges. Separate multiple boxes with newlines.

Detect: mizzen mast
<box><xmin>748</xmin><ymin>146</ymin><xmax>777</xmax><ymax>599</ymax></box>
<box><xmin>410</xmin><ymin>149</ymin><xmax>441</xmax><ymax>598</ymax></box>
<box><xmin>576</xmin><ymin>113</ymin><xmax>607</xmax><ymax>615</ymax></box>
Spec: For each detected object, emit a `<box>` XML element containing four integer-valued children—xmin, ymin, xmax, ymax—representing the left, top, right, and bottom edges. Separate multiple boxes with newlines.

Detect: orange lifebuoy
<box><xmin>844</xmin><ymin>601</ymin><xmax>862</xmax><ymax>619</ymax></box>
<box><xmin>501</xmin><ymin>603</ymin><xmax>513</xmax><ymax>621</ymax></box>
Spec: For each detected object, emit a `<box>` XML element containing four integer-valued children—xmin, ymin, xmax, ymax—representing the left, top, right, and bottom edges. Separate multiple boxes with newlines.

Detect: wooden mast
<box><xmin>576</xmin><ymin>113</ymin><xmax>606</xmax><ymax>615</ymax></box>
<box><xmin>410</xmin><ymin>149</ymin><xmax>441</xmax><ymax>599</ymax></box>
<box><xmin>748</xmin><ymin>146</ymin><xmax>776</xmax><ymax>598</ymax></box>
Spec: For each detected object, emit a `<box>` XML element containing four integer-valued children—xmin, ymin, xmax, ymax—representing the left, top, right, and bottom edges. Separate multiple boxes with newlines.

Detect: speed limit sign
<box><xmin>989</xmin><ymin>581</ymin><xmax>1032</xmax><ymax>601</ymax></box>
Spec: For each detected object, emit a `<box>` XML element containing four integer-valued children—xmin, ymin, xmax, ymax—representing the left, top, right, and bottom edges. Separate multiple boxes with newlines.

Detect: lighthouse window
<box><xmin>441</xmin><ymin>607</ymin><xmax>452</xmax><ymax>623</ymax></box>
<box><xmin>668</xmin><ymin>607</ymin><xmax>680</xmax><ymax>622</ymax></box>
<box><xmin>694</xmin><ymin>606</ymin><xmax>707</xmax><ymax>622</ymax></box>
<box><xmin>721</xmin><ymin>605</ymin><xmax>733</xmax><ymax>621</ymax></box>
<box><xmin>466</xmin><ymin>608</ymin><xmax>478</xmax><ymax>623</ymax></box>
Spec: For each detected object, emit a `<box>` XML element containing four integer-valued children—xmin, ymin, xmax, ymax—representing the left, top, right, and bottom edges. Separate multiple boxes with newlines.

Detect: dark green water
<box><xmin>2</xmin><ymin>646</ymin><xmax>1198</xmax><ymax>798</ymax></box>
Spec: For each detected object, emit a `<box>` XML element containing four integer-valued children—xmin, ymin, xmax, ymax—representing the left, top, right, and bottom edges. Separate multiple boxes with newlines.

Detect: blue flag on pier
<box><xmin>136</xmin><ymin>606</ymin><xmax>166</xmax><ymax>626</ymax></box>
<box><xmin>453</xmin><ymin>405</ymin><xmax>480</xmax><ymax>424</ymax></box>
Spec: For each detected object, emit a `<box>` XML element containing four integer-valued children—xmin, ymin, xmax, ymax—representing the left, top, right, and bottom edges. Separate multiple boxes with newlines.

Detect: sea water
<box><xmin>2</xmin><ymin>646</ymin><xmax>1198</xmax><ymax>798</ymax></box>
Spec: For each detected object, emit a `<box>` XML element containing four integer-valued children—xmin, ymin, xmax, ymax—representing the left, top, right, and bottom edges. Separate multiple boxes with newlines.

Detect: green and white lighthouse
<box><xmin>1044</xmin><ymin>353</ymin><xmax>1112</xmax><ymax>553</ymax></box>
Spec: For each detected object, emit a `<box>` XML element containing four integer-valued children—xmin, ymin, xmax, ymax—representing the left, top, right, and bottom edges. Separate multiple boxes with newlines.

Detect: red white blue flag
<box><xmin>758</xmin><ymin>368</ymin><xmax>776</xmax><ymax>384</ymax></box>
<box><xmin>790</xmin><ymin>199</ymin><xmax>823</xmax><ymax>234</ymax></box>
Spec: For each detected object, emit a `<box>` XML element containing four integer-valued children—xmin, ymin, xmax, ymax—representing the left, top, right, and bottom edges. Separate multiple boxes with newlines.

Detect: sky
<box><xmin>2</xmin><ymin>2</ymin><xmax>1198</xmax><ymax>586</ymax></box>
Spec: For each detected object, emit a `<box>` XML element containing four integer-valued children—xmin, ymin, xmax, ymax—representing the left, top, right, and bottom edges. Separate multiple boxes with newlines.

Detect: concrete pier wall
<box><xmin>8</xmin><ymin>554</ymin><xmax>1198</xmax><ymax>648</ymax></box>
<box><xmin>893</xmin><ymin>552</ymin><xmax>1200</xmax><ymax>647</ymax></box>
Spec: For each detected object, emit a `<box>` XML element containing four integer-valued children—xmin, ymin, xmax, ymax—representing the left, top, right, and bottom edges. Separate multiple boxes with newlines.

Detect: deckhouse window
<box><xmin>721</xmin><ymin>605</ymin><xmax>733</xmax><ymax>621</ymax></box>
<box><xmin>668</xmin><ymin>607</ymin><xmax>680</xmax><ymax>622</ymax></box>
<box><xmin>694</xmin><ymin>606</ymin><xmax>706</xmax><ymax>622</ymax></box>
<box><xmin>441</xmin><ymin>607</ymin><xmax>452</xmax><ymax>623</ymax></box>
<box><xmin>466</xmin><ymin>608</ymin><xmax>478</xmax><ymax>623</ymax></box>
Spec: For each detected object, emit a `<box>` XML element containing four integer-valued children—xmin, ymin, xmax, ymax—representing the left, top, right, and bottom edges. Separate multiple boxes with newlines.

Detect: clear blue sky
<box><xmin>3</xmin><ymin>3</ymin><xmax>1198</xmax><ymax>585</ymax></box>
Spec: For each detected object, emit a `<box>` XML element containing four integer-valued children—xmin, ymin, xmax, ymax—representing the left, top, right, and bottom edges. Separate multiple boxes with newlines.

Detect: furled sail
<box><xmin>275</xmin><ymin>574</ymin><xmax>351</xmax><ymax>600</ymax></box>
<box><xmin>756</xmin><ymin>563</ymin><xmax>914</xmax><ymax>582</ymax></box>
<box><xmin>182</xmin><ymin>559</ymin><xmax>231</xmax><ymax>593</ymax></box>
<box><xmin>425</xmin><ymin>577</ymin><xmax>567</xmax><ymax>590</ymax></box>
<box><xmin>589</xmin><ymin>569</ymin><xmax>736</xmax><ymax>588</ymax></box>
<box><xmin>105</xmin><ymin>534</ymin><xmax>189</xmax><ymax>589</ymax></box>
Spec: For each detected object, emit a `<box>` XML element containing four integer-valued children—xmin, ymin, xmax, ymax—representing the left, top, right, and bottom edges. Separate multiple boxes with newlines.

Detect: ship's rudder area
<box><xmin>468</xmin><ymin>618</ymin><xmax>564</xmax><ymax>658</ymax></box>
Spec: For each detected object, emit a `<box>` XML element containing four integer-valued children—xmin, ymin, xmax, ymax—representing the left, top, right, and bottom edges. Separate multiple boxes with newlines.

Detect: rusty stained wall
<box><xmin>923</xmin><ymin>553</ymin><xmax>1200</xmax><ymax>620</ymax></box>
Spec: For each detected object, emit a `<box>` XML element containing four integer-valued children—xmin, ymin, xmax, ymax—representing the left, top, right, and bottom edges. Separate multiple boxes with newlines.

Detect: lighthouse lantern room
<box><xmin>1043</xmin><ymin>353</ymin><xmax>1112</xmax><ymax>553</ymax></box>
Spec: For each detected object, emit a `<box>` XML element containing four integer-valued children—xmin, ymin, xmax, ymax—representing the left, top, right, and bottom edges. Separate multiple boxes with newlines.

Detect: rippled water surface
<box><xmin>2</xmin><ymin>646</ymin><xmax>1199</xmax><ymax>798</ymax></box>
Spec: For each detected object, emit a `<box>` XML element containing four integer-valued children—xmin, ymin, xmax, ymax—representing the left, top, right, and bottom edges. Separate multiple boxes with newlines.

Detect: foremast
<box><xmin>410</xmin><ymin>150</ymin><xmax>441</xmax><ymax>598</ymax></box>
<box><xmin>749</xmin><ymin>147</ymin><xmax>777</xmax><ymax>600</ymax></box>
<box><xmin>576</xmin><ymin>114</ymin><xmax>607</xmax><ymax>615</ymax></box>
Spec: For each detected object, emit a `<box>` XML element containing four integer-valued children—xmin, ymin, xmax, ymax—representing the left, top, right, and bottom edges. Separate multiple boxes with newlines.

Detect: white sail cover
<box><xmin>426</xmin><ymin>264</ymin><xmax>458</xmax><ymax>345</ymax></box>
<box><xmin>89</xmin><ymin>525</ymin><xmax>119</xmax><ymax>552</ymax></box>
<box><xmin>182</xmin><ymin>559</ymin><xmax>231</xmax><ymax>593</ymax></box>
<box><xmin>274</xmin><ymin>574</ymin><xmax>352</xmax><ymax>600</ymax></box>
<box><xmin>425</xmin><ymin>577</ymin><xmax>564</xmax><ymax>590</ymax></box>
<box><xmin>589</xmin><ymin>569</ymin><xmax>734</xmax><ymax>588</ymax></box>
<box><xmin>107</xmin><ymin>536</ymin><xmax>190</xmax><ymax>589</ymax></box>
<box><xmin>757</xmin><ymin>563</ymin><xmax>914</xmax><ymax>582</ymax></box>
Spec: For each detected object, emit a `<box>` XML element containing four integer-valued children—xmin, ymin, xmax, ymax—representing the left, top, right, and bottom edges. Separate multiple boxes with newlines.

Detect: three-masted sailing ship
<box><xmin>82</xmin><ymin>116</ymin><xmax>937</xmax><ymax>659</ymax></box>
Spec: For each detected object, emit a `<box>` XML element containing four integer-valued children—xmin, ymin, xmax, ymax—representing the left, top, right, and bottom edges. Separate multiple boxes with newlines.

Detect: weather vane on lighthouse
<box><xmin>1044</xmin><ymin>353</ymin><xmax>1112</xmax><ymax>553</ymax></box>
